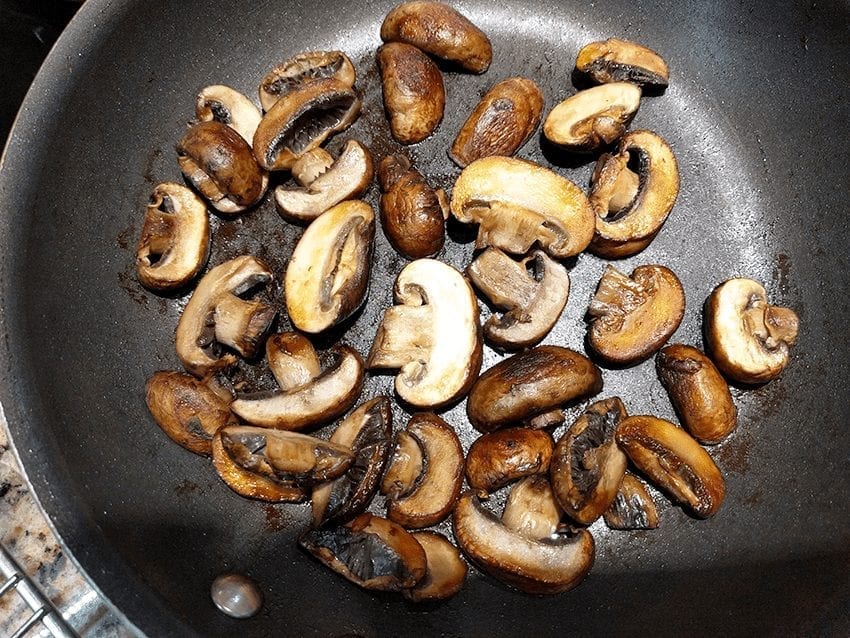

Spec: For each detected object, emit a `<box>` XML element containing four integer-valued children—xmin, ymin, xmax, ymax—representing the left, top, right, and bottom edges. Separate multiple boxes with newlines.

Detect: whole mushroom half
<box><xmin>195</xmin><ymin>85</ymin><xmax>262</xmax><ymax>145</ymax></box>
<box><xmin>176</xmin><ymin>121</ymin><xmax>268</xmax><ymax>214</ymax></box>
<box><xmin>704</xmin><ymin>278</ymin><xmax>799</xmax><ymax>384</ymax></box>
<box><xmin>274</xmin><ymin>140</ymin><xmax>374</xmax><ymax>221</ymax></box>
<box><xmin>253</xmin><ymin>77</ymin><xmax>361</xmax><ymax>171</ymax></box>
<box><xmin>368</xmin><ymin>259</ymin><xmax>482</xmax><ymax>408</ymax></box>
<box><xmin>467</xmin><ymin>248</ymin><xmax>570</xmax><ymax>350</ymax></box>
<box><xmin>588</xmin><ymin>264</ymin><xmax>685</xmax><ymax>365</ymax></box>
<box><xmin>589</xmin><ymin>129</ymin><xmax>680</xmax><ymax>258</ymax></box>
<box><xmin>575</xmin><ymin>38</ymin><xmax>670</xmax><ymax>89</ymax></box>
<box><xmin>258</xmin><ymin>50</ymin><xmax>356</xmax><ymax>112</ymax></box>
<box><xmin>450</xmin><ymin>156</ymin><xmax>596</xmax><ymax>258</ymax></box>
<box><xmin>136</xmin><ymin>182</ymin><xmax>210</xmax><ymax>291</ymax></box>
<box><xmin>285</xmin><ymin>200</ymin><xmax>375</xmax><ymax>334</ymax></box>
<box><xmin>450</xmin><ymin>77</ymin><xmax>544</xmax><ymax>167</ymax></box>
<box><xmin>175</xmin><ymin>255</ymin><xmax>276</xmax><ymax>377</ymax></box>
<box><xmin>543</xmin><ymin>82</ymin><xmax>641</xmax><ymax>152</ymax></box>
<box><xmin>380</xmin><ymin>1</ymin><xmax>492</xmax><ymax>73</ymax></box>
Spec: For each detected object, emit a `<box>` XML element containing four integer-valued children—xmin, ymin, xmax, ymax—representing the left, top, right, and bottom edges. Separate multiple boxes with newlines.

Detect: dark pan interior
<box><xmin>2</xmin><ymin>0</ymin><xmax>849</xmax><ymax>635</ymax></box>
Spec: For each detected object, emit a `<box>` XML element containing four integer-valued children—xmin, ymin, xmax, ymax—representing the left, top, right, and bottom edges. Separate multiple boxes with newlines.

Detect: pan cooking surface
<box><xmin>1</xmin><ymin>0</ymin><xmax>849</xmax><ymax>635</ymax></box>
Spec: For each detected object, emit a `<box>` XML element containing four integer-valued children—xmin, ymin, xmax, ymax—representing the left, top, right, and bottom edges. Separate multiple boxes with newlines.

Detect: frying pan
<box><xmin>2</xmin><ymin>0</ymin><xmax>849</xmax><ymax>635</ymax></box>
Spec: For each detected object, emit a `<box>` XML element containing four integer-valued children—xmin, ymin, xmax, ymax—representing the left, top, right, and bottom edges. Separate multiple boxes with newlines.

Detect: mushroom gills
<box><xmin>603</xmin><ymin>473</ymin><xmax>659</xmax><ymax>530</ymax></box>
<box><xmin>272</xmin><ymin>95</ymin><xmax>357</xmax><ymax>159</ymax></box>
<box><xmin>576</xmin><ymin>38</ymin><xmax>670</xmax><ymax>88</ymax></box>
<box><xmin>259</xmin><ymin>51</ymin><xmax>355</xmax><ymax>111</ymax></box>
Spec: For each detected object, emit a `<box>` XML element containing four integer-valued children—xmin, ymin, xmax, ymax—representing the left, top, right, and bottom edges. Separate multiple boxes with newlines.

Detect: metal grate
<box><xmin>0</xmin><ymin>543</ymin><xmax>78</xmax><ymax>638</ymax></box>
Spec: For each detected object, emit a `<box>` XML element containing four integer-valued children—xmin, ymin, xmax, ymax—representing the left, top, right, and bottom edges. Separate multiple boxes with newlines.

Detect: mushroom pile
<box><xmin>135</xmin><ymin>0</ymin><xmax>801</xmax><ymax>607</ymax></box>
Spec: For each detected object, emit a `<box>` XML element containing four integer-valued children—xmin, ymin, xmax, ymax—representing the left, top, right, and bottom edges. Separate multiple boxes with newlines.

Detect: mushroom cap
<box><xmin>195</xmin><ymin>85</ymin><xmax>262</xmax><ymax>145</ymax></box>
<box><xmin>404</xmin><ymin>532</ymin><xmax>468</xmax><ymax>602</ymax></box>
<box><xmin>136</xmin><ymin>182</ymin><xmax>210</xmax><ymax>291</ymax></box>
<box><xmin>704</xmin><ymin>278</ymin><xmax>799</xmax><ymax>384</ymax></box>
<box><xmin>465</xmin><ymin>427</ymin><xmax>555</xmax><ymax>493</ymax></box>
<box><xmin>284</xmin><ymin>200</ymin><xmax>375</xmax><ymax>334</ymax></box>
<box><xmin>576</xmin><ymin>38</ymin><xmax>670</xmax><ymax>88</ymax></box>
<box><xmin>450</xmin><ymin>156</ymin><xmax>596</xmax><ymax>258</ymax></box>
<box><xmin>274</xmin><ymin>139</ymin><xmax>375</xmax><ymax>221</ymax></box>
<box><xmin>368</xmin><ymin>259</ymin><xmax>483</xmax><ymax>408</ymax></box>
<box><xmin>543</xmin><ymin>82</ymin><xmax>641</xmax><ymax>152</ymax></box>
<box><xmin>258</xmin><ymin>50</ymin><xmax>356</xmax><ymax>112</ymax></box>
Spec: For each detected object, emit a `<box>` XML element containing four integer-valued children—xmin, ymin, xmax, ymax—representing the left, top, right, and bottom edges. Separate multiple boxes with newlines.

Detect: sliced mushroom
<box><xmin>230</xmin><ymin>344</ymin><xmax>365</xmax><ymax>430</ymax></box>
<box><xmin>543</xmin><ymin>82</ymin><xmax>641</xmax><ymax>152</ymax></box>
<box><xmin>466</xmin><ymin>346</ymin><xmax>603</xmax><ymax>433</ymax></box>
<box><xmin>195</xmin><ymin>85</ymin><xmax>262</xmax><ymax>145</ymax></box>
<box><xmin>145</xmin><ymin>371</ymin><xmax>234</xmax><ymax>455</ymax></box>
<box><xmin>404</xmin><ymin>532</ymin><xmax>467</xmax><ymax>602</ymax></box>
<box><xmin>467</xmin><ymin>248</ymin><xmax>570</xmax><ymax>350</ymax></box>
<box><xmin>311</xmin><ymin>396</ymin><xmax>393</xmax><ymax>527</ymax></box>
<box><xmin>377</xmin><ymin>42</ymin><xmax>445</xmax><ymax>144</ymax></box>
<box><xmin>656</xmin><ymin>344</ymin><xmax>738</xmax><ymax>444</ymax></box>
<box><xmin>258</xmin><ymin>51</ymin><xmax>356</xmax><ymax>112</ymax></box>
<box><xmin>603</xmin><ymin>472</ymin><xmax>659</xmax><ymax>530</ymax></box>
<box><xmin>274</xmin><ymin>140</ymin><xmax>375</xmax><ymax>221</ymax></box>
<box><xmin>177</xmin><ymin>121</ymin><xmax>268</xmax><ymax>214</ymax></box>
<box><xmin>587</xmin><ymin>264</ymin><xmax>685</xmax><ymax>365</ymax></box>
<box><xmin>501</xmin><ymin>476</ymin><xmax>564</xmax><ymax>540</ymax></box>
<box><xmin>378</xmin><ymin>154</ymin><xmax>448</xmax><ymax>259</ymax></box>
<box><xmin>550</xmin><ymin>398</ymin><xmax>628</xmax><ymax>526</ymax></box>
<box><xmin>576</xmin><ymin>39</ymin><xmax>670</xmax><ymax>88</ymax></box>
<box><xmin>175</xmin><ymin>255</ymin><xmax>276</xmax><ymax>377</ymax></box>
<box><xmin>450</xmin><ymin>77</ymin><xmax>544</xmax><ymax>167</ymax></box>
<box><xmin>589</xmin><ymin>130</ymin><xmax>680</xmax><ymax>258</ymax></box>
<box><xmin>616</xmin><ymin>415</ymin><xmax>725</xmax><ymax>518</ymax></box>
<box><xmin>299</xmin><ymin>513</ymin><xmax>427</xmax><ymax>591</ymax></box>
<box><xmin>212</xmin><ymin>425</ymin><xmax>352</xmax><ymax>502</ymax></box>
<box><xmin>368</xmin><ymin>259</ymin><xmax>482</xmax><ymax>408</ymax></box>
<box><xmin>465</xmin><ymin>428</ymin><xmax>554</xmax><ymax>493</ymax></box>
<box><xmin>380</xmin><ymin>1</ymin><xmax>492</xmax><ymax>73</ymax></box>
<box><xmin>450</xmin><ymin>156</ymin><xmax>596</xmax><ymax>258</ymax></box>
<box><xmin>452</xmin><ymin>494</ymin><xmax>595</xmax><ymax>594</ymax></box>
<box><xmin>704</xmin><ymin>278</ymin><xmax>800</xmax><ymax>384</ymax></box>
<box><xmin>253</xmin><ymin>78</ymin><xmax>361</xmax><ymax>171</ymax></box>
<box><xmin>383</xmin><ymin>413</ymin><xmax>464</xmax><ymax>528</ymax></box>
<box><xmin>265</xmin><ymin>332</ymin><xmax>322</xmax><ymax>391</ymax></box>
<box><xmin>136</xmin><ymin>182</ymin><xmax>210</xmax><ymax>291</ymax></box>
<box><xmin>284</xmin><ymin>200</ymin><xmax>375</xmax><ymax>334</ymax></box>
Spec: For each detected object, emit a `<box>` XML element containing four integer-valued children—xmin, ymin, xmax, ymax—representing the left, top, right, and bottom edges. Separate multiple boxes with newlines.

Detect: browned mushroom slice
<box><xmin>616</xmin><ymin>415</ymin><xmax>725</xmax><ymax>518</ymax></box>
<box><xmin>380</xmin><ymin>1</ymin><xmax>492</xmax><ymax>73</ymax></box>
<box><xmin>384</xmin><ymin>413</ymin><xmax>464</xmax><ymax>528</ymax></box>
<box><xmin>195</xmin><ymin>85</ymin><xmax>262</xmax><ymax>145</ymax></box>
<box><xmin>175</xmin><ymin>255</ymin><xmax>276</xmax><ymax>377</ymax></box>
<box><xmin>377</xmin><ymin>42</ymin><xmax>445</xmax><ymax>144</ymax></box>
<box><xmin>704</xmin><ymin>278</ymin><xmax>800</xmax><ymax>384</ymax></box>
<box><xmin>576</xmin><ymin>39</ymin><xmax>670</xmax><ymax>88</ymax></box>
<box><xmin>265</xmin><ymin>332</ymin><xmax>322</xmax><ymax>392</ymax></box>
<box><xmin>450</xmin><ymin>77</ymin><xmax>544</xmax><ymax>167</ymax></box>
<box><xmin>467</xmin><ymin>248</ymin><xmax>569</xmax><ymax>350</ymax></box>
<box><xmin>404</xmin><ymin>532</ymin><xmax>468</xmax><ymax>602</ymax></box>
<box><xmin>145</xmin><ymin>371</ymin><xmax>233</xmax><ymax>455</ymax></box>
<box><xmin>212</xmin><ymin>426</ymin><xmax>352</xmax><ymax>502</ymax></box>
<box><xmin>550</xmin><ymin>398</ymin><xmax>628</xmax><ymax>525</ymax></box>
<box><xmin>230</xmin><ymin>345</ymin><xmax>365</xmax><ymax>430</ymax></box>
<box><xmin>656</xmin><ymin>344</ymin><xmax>738</xmax><ymax>444</ymax></box>
<box><xmin>274</xmin><ymin>140</ymin><xmax>374</xmax><ymax>221</ymax></box>
<box><xmin>603</xmin><ymin>472</ymin><xmax>659</xmax><ymax>530</ymax></box>
<box><xmin>543</xmin><ymin>83</ymin><xmax>641</xmax><ymax>152</ymax></box>
<box><xmin>368</xmin><ymin>259</ymin><xmax>482</xmax><ymax>409</ymax></box>
<box><xmin>465</xmin><ymin>428</ymin><xmax>554</xmax><ymax>493</ymax></box>
<box><xmin>258</xmin><ymin>51</ymin><xmax>356</xmax><ymax>112</ymax></box>
<box><xmin>452</xmin><ymin>494</ymin><xmax>595</xmax><ymax>594</ymax></box>
<box><xmin>587</xmin><ymin>264</ymin><xmax>685</xmax><ymax>365</ymax></box>
<box><xmin>311</xmin><ymin>396</ymin><xmax>393</xmax><ymax>527</ymax></box>
<box><xmin>589</xmin><ymin>130</ymin><xmax>680</xmax><ymax>258</ymax></box>
<box><xmin>450</xmin><ymin>156</ymin><xmax>595</xmax><ymax>258</ymax></box>
<box><xmin>253</xmin><ymin>78</ymin><xmax>361</xmax><ymax>171</ymax></box>
<box><xmin>466</xmin><ymin>345</ymin><xmax>602</xmax><ymax>433</ymax></box>
<box><xmin>136</xmin><ymin>182</ymin><xmax>210</xmax><ymax>291</ymax></box>
<box><xmin>299</xmin><ymin>513</ymin><xmax>427</xmax><ymax>591</ymax></box>
<box><xmin>285</xmin><ymin>200</ymin><xmax>375</xmax><ymax>334</ymax></box>
<box><xmin>177</xmin><ymin>121</ymin><xmax>268</xmax><ymax>214</ymax></box>
<box><xmin>378</xmin><ymin>154</ymin><xmax>447</xmax><ymax>259</ymax></box>
<box><xmin>501</xmin><ymin>476</ymin><xmax>564</xmax><ymax>540</ymax></box>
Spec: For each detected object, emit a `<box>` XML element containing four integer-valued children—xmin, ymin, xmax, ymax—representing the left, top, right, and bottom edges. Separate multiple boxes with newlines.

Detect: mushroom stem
<box><xmin>368</xmin><ymin>305</ymin><xmax>435</xmax><ymax>369</ymax></box>
<box><xmin>588</xmin><ymin>266</ymin><xmax>647</xmax><ymax>323</ymax></box>
<box><xmin>468</xmin><ymin>249</ymin><xmax>538</xmax><ymax>308</ymax></box>
<box><xmin>474</xmin><ymin>201</ymin><xmax>562</xmax><ymax>254</ymax></box>
<box><xmin>764</xmin><ymin>306</ymin><xmax>800</xmax><ymax>347</ymax></box>
<box><xmin>607</xmin><ymin>165</ymin><xmax>640</xmax><ymax>214</ymax></box>
<box><xmin>213</xmin><ymin>295</ymin><xmax>276</xmax><ymax>358</ymax></box>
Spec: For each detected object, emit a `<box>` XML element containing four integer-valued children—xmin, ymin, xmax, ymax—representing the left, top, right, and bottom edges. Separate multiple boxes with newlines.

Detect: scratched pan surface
<box><xmin>1</xmin><ymin>0</ymin><xmax>849</xmax><ymax>635</ymax></box>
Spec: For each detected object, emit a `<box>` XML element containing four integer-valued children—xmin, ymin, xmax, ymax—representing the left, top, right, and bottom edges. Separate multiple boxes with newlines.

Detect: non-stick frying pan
<box><xmin>2</xmin><ymin>0</ymin><xmax>849</xmax><ymax>635</ymax></box>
